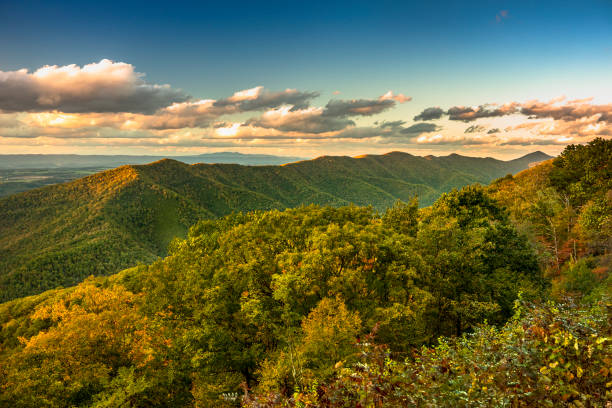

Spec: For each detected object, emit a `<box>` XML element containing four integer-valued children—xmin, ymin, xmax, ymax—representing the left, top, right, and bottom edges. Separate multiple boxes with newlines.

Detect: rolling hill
<box><xmin>0</xmin><ymin>150</ymin><xmax>551</xmax><ymax>301</ymax></box>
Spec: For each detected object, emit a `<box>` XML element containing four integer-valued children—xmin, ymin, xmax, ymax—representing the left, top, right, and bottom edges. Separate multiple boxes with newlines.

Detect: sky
<box><xmin>0</xmin><ymin>0</ymin><xmax>611</xmax><ymax>159</ymax></box>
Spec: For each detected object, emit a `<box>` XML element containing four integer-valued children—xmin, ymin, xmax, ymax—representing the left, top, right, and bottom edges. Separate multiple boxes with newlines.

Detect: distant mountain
<box><xmin>0</xmin><ymin>153</ymin><xmax>307</xmax><ymax>196</ymax></box>
<box><xmin>0</xmin><ymin>152</ymin><xmax>306</xmax><ymax>169</ymax></box>
<box><xmin>0</xmin><ymin>151</ymin><xmax>552</xmax><ymax>301</ymax></box>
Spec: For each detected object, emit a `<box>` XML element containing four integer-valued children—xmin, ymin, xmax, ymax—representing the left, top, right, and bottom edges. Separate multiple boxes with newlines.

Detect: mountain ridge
<box><xmin>0</xmin><ymin>150</ymin><xmax>552</xmax><ymax>301</ymax></box>
<box><xmin>0</xmin><ymin>152</ymin><xmax>307</xmax><ymax>169</ymax></box>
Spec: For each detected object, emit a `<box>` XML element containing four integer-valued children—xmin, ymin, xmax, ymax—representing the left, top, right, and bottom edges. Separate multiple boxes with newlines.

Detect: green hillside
<box><xmin>0</xmin><ymin>139</ymin><xmax>608</xmax><ymax>407</ymax></box>
<box><xmin>0</xmin><ymin>150</ymin><xmax>550</xmax><ymax>301</ymax></box>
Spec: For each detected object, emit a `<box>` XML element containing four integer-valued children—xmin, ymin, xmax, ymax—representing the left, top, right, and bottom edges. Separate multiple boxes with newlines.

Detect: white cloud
<box><xmin>0</xmin><ymin>59</ymin><xmax>188</xmax><ymax>113</ymax></box>
<box><xmin>379</xmin><ymin>90</ymin><xmax>412</xmax><ymax>103</ymax></box>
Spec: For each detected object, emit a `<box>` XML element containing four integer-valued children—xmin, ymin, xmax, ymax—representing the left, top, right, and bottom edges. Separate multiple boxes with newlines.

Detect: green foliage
<box><xmin>1</xmin><ymin>152</ymin><xmax>546</xmax><ymax>301</ymax></box>
<box><xmin>578</xmin><ymin>194</ymin><xmax>612</xmax><ymax>253</ymax></box>
<box><xmin>136</xmin><ymin>200</ymin><xmax>537</xmax><ymax>399</ymax></box>
<box><xmin>0</xmin><ymin>280</ymin><xmax>178</xmax><ymax>407</ymax></box>
<box><xmin>257</xmin><ymin>298</ymin><xmax>362</xmax><ymax>394</ymax></box>
<box><xmin>416</xmin><ymin>185</ymin><xmax>542</xmax><ymax>337</ymax></box>
<box><xmin>490</xmin><ymin>138</ymin><xmax>611</xmax><ymax>297</ymax></box>
<box><xmin>0</xmin><ymin>193</ymin><xmax>541</xmax><ymax>406</ymax></box>
<box><xmin>246</xmin><ymin>298</ymin><xmax>612</xmax><ymax>407</ymax></box>
<box><xmin>552</xmin><ymin>257</ymin><xmax>609</xmax><ymax>301</ymax></box>
<box><xmin>382</xmin><ymin>198</ymin><xmax>418</xmax><ymax>236</ymax></box>
<box><xmin>1</xmin><ymin>142</ymin><xmax>609</xmax><ymax>406</ymax></box>
<box><xmin>549</xmin><ymin>137</ymin><xmax>611</xmax><ymax>206</ymax></box>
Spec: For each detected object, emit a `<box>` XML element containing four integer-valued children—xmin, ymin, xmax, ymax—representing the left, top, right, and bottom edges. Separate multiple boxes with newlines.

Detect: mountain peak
<box><xmin>515</xmin><ymin>151</ymin><xmax>553</xmax><ymax>162</ymax></box>
<box><xmin>147</xmin><ymin>158</ymin><xmax>186</xmax><ymax>165</ymax></box>
<box><xmin>382</xmin><ymin>151</ymin><xmax>413</xmax><ymax>158</ymax></box>
<box><xmin>141</xmin><ymin>158</ymin><xmax>193</xmax><ymax>171</ymax></box>
<box><xmin>445</xmin><ymin>153</ymin><xmax>466</xmax><ymax>158</ymax></box>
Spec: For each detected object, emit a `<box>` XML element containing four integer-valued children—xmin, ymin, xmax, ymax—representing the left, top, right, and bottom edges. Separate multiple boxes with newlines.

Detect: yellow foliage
<box><xmin>1</xmin><ymin>281</ymin><xmax>166</xmax><ymax>406</ymax></box>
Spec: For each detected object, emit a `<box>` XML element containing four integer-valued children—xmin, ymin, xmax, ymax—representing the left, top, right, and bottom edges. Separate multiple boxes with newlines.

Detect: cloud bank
<box><xmin>411</xmin><ymin>97</ymin><xmax>612</xmax><ymax>146</ymax></box>
<box><xmin>0</xmin><ymin>59</ymin><xmax>188</xmax><ymax>113</ymax></box>
<box><xmin>0</xmin><ymin>60</ymin><xmax>608</xmax><ymax>156</ymax></box>
<box><xmin>414</xmin><ymin>97</ymin><xmax>612</xmax><ymax>124</ymax></box>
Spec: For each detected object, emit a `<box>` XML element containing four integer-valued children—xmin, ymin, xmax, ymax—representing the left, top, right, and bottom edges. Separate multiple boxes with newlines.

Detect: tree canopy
<box><xmin>0</xmin><ymin>140</ymin><xmax>609</xmax><ymax>407</ymax></box>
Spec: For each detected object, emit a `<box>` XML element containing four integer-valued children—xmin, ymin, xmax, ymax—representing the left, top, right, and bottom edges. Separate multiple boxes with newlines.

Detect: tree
<box><xmin>0</xmin><ymin>280</ymin><xmax>178</xmax><ymax>407</ymax></box>
<box><xmin>416</xmin><ymin>186</ymin><xmax>541</xmax><ymax>337</ymax></box>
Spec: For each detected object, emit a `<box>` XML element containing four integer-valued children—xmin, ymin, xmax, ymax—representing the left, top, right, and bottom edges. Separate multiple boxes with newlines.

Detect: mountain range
<box><xmin>0</xmin><ymin>150</ymin><xmax>551</xmax><ymax>301</ymax></box>
<box><xmin>0</xmin><ymin>153</ymin><xmax>307</xmax><ymax>196</ymax></box>
<box><xmin>0</xmin><ymin>152</ymin><xmax>306</xmax><ymax>169</ymax></box>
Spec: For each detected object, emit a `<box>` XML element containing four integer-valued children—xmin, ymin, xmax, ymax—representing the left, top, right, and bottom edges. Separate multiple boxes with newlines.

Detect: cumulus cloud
<box><xmin>0</xmin><ymin>120</ymin><xmax>156</xmax><ymax>139</ymax></box>
<box><xmin>414</xmin><ymin>107</ymin><xmax>444</xmax><ymax>121</ymax></box>
<box><xmin>401</xmin><ymin>123</ymin><xmax>440</xmax><ymax>134</ymax></box>
<box><xmin>464</xmin><ymin>125</ymin><xmax>486</xmax><ymax>133</ymax></box>
<box><xmin>376</xmin><ymin>120</ymin><xmax>406</xmax><ymax>129</ymax></box>
<box><xmin>413</xmin><ymin>103</ymin><xmax>521</xmax><ymax>122</ymax></box>
<box><xmin>245</xmin><ymin>93</ymin><xmax>410</xmax><ymax>134</ymax></box>
<box><xmin>323</xmin><ymin>98</ymin><xmax>396</xmax><ymax>117</ymax></box>
<box><xmin>412</xmin><ymin>97</ymin><xmax>612</xmax><ymax>141</ymax></box>
<box><xmin>4</xmin><ymin>59</ymin><xmax>603</xmax><ymax>155</ymax></box>
<box><xmin>332</xmin><ymin>127</ymin><xmax>386</xmax><ymax>139</ymax></box>
<box><xmin>520</xmin><ymin>98</ymin><xmax>612</xmax><ymax>122</ymax></box>
<box><xmin>246</xmin><ymin>106</ymin><xmax>354</xmax><ymax>134</ymax></box>
<box><xmin>0</xmin><ymin>60</ymin><xmax>419</xmax><ymax>148</ymax></box>
<box><xmin>447</xmin><ymin>103</ymin><xmax>520</xmax><ymax>121</ymax></box>
<box><xmin>213</xmin><ymin>86</ymin><xmax>318</xmax><ymax>111</ymax></box>
<box><xmin>6</xmin><ymin>88</ymin><xmax>413</xmax><ymax>138</ymax></box>
<box><xmin>379</xmin><ymin>91</ymin><xmax>412</xmax><ymax>103</ymax></box>
<box><xmin>369</xmin><ymin>121</ymin><xmax>439</xmax><ymax>135</ymax></box>
<box><xmin>501</xmin><ymin>98</ymin><xmax>612</xmax><ymax>140</ymax></box>
<box><xmin>0</xmin><ymin>59</ymin><xmax>188</xmax><ymax>113</ymax></box>
<box><xmin>124</xmin><ymin>87</ymin><xmax>322</xmax><ymax>130</ymax></box>
<box><xmin>12</xmin><ymin>86</ymin><xmax>321</xmax><ymax>131</ymax></box>
<box><xmin>417</xmin><ymin>97</ymin><xmax>612</xmax><ymax>125</ymax></box>
<box><xmin>164</xmin><ymin>89</ymin><xmax>408</xmax><ymax>132</ymax></box>
<box><xmin>334</xmin><ymin>121</ymin><xmax>438</xmax><ymax>140</ymax></box>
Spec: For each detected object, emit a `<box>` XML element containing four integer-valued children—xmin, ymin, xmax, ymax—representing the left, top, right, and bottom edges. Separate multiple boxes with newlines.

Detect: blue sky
<box><xmin>0</xmin><ymin>0</ymin><xmax>611</xmax><ymax>158</ymax></box>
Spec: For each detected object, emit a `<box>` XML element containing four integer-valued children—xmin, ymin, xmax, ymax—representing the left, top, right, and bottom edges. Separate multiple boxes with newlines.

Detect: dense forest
<box><xmin>0</xmin><ymin>140</ymin><xmax>608</xmax><ymax>407</ymax></box>
<box><xmin>0</xmin><ymin>151</ymin><xmax>549</xmax><ymax>302</ymax></box>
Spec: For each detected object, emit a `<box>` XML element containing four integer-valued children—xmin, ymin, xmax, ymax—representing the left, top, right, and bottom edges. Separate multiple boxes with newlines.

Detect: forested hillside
<box><xmin>489</xmin><ymin>137</ymin><xmax>611</xmax><ymax>299</ymax></box>
<box><xmin>0</xmin><ymin>151</ymin><xmax>549</xmax><ymax>301</ymax></box>
<box><xmin>0</xmin><ymin>140</ymin><xmax>608</xmax><ymax>407</ymax></box>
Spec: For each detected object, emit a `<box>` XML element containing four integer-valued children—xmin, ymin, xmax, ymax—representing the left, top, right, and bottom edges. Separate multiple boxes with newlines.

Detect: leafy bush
<box><xmin>245</xmin><ymin>297</ymin><xmax>611</xmax><ymax>407</ymax></box>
